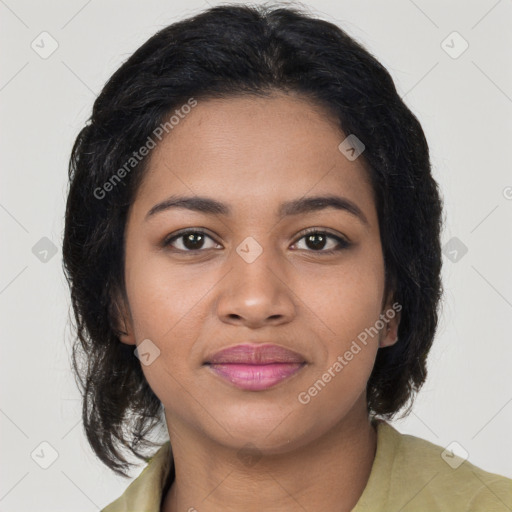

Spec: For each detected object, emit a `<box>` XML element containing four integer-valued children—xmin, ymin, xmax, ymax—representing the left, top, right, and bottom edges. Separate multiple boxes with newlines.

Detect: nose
<box><xmin>214</xmin><ymin>243</ymin><xmax>296</xmax><ymax>329</ymax></box>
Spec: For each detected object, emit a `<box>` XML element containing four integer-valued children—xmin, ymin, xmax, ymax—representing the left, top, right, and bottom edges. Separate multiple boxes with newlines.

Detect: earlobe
<box><xmin>117</xmin><ymin>324</ymin><xmax>136</xmax><ymax>346</ymax></box>
<box><xmin>379</xmin><ymin>322</ymin><xmax>399</xmax><ymax>348</ymax></box>
<box><xmin>109</xmin><ymin>289</ymin><xmax>136</xmax><ymax>345</ymax></box>
<box><xmin>378</xmin><ymin>291</ymin><xmax>401</xmax><ymax>348</ymax></box>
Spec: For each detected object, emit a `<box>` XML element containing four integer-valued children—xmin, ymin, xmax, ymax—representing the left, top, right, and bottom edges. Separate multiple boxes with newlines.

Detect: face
<box><xmin>118</xmin><ymin>92</ymin><xmax>399</xmax><ymax>454</ymax></box>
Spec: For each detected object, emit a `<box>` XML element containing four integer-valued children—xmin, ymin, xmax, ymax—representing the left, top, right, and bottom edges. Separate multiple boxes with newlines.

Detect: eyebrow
<box><xmin>145</xmin><ymin>194</ymin><xmax>369</xmax><ymax>226</ymax></box>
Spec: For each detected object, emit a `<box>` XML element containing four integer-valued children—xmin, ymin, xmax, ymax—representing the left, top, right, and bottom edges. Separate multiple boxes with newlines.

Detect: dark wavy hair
<box><xmin>62</xmin><ymin>2</ymin><xmax>444</xmax><ymax>477</ymax></box>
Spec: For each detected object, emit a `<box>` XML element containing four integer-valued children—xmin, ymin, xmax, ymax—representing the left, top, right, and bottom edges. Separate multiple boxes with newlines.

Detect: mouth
<box><xmin>204</xmin><ymin>343</ymin><xmax>307</xmax><ymax>391</ymax></box>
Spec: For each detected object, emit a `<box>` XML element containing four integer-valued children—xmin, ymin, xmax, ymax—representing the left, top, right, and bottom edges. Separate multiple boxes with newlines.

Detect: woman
<box><xmin>62</xmin><ymin>4</ymin><xmax>512</xmax><ymax>511</ymax></box>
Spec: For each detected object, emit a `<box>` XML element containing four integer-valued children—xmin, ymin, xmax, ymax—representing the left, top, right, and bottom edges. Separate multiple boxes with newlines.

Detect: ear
<box><xmin>378</xmin><ymin>287</ymin><xmax>401</xmax><ymax>349</ymax></box>
<box><xmin>109</xmin><ymin>287</ymin><xmax>136</xmax><ymax>346</ymax></box>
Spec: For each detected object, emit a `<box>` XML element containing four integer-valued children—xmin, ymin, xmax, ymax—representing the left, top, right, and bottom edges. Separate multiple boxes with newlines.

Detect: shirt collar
<box><xmin>102</xmin><ymin>419</ymin><xmax>396</xmax><ymax>512</ymax></box>
<box><xmin>101</xmin><ymin>440</ymin><xmax>173</xmax><ymax>512</ymax></box>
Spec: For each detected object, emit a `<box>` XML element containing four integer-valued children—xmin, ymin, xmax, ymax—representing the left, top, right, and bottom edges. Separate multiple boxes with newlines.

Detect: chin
<box><xmin>208</xmin><ymin>402</ymin><xmax>319</xmax><ymax>454</ymax></box>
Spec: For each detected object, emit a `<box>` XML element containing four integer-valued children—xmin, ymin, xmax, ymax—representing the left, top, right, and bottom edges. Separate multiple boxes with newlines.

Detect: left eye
<box><xmin>163</xmin><ymin>229</ymin><xmax>350</xmax><ymax>253</ymax></box>
<box><xmin>292</xmin><ymin>230</ymin><xmax>350</xmax><ymax>252</ymax></box>
<box><xmin>163</xmin><ymin>230</ymin><xmax>220</xmax><ymax>252</ymax></box>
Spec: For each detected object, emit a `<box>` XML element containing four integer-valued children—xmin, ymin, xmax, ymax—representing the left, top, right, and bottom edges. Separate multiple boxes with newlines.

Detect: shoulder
<box><xmin>379</xmin><ymin>420</ymin><xmax>512</xmax><ymax>511</ymax></box>
<box><xmin>354</xmin><ymin>420</ymin><xmax>512</xmax><ymax>511</ymax></box>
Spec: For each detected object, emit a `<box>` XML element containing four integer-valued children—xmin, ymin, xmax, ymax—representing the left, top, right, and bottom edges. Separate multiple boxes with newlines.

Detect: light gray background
<box><xmin>1</xmin><ymin>0</ymin><xmax>511</xmax><ymax>510</ymax></box>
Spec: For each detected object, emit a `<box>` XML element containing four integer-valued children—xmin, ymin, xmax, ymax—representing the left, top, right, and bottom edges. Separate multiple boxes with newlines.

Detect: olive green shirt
<box><xmin>101</xmin><ymin>419</ymin><xmax>512</xmax><ymax>511</ymax></box>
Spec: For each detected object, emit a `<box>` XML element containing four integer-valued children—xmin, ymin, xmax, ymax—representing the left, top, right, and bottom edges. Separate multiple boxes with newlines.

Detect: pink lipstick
<box><xmin>204</xmin><ymin>343</ymin><xmax>306</xmax><ymax>391</ymax></box>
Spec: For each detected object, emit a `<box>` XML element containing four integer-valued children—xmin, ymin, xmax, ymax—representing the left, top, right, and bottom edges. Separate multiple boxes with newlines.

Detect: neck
<box><xmin>162</xmin><ymin>398</ymin><xmax>377</xmax><ymax>512</ymax></box>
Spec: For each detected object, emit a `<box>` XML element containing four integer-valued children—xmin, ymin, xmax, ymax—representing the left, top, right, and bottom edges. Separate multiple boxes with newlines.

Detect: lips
<box><xmin>204</xmin><ymin>343</ymin><xmax>306</xmax><ymax>391</ymax></box>
<box><xmin>205</xmin><ymin>343</ymin><xmax>306</xmax><ymax>365</ymax></box>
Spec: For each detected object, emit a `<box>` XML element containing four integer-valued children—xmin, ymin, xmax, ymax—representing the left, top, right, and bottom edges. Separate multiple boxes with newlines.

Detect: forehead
<box><xmin>131</xmin><ymin>93</ymin><xmax>376</xmax><ymax>223</ymax></box>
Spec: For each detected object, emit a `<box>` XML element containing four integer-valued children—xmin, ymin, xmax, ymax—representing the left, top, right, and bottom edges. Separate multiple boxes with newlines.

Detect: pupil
<box><xmin>306</xmin><ymin>233</ymin><xmax>326</xmax><ymax>250</ymax></box>
<box><xmin>184</xmin><ymin>233</ymin><xmax>203</xmax><ymax>250</ymax></box>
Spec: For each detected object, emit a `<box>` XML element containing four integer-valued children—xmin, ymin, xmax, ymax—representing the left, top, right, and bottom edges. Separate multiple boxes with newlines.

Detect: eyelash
<box><xmin>162</xmin><ymin>228</ymin><xmax>350</xmax><ymax>255</ymax></box>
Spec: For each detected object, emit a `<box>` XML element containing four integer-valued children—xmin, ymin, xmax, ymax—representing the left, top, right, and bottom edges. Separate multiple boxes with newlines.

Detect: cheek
<box><xmin>292</xmin><ymin>250</ymin><xmax>385</xmax><ymax>343</ymax></box>
<box><xmin>295</xmin><ymin>342</ymin><xmax>376</xmax><ymax>439</ymax></box>
<box><xmin>124</xmin><ymin>250</ymin><xmax>218</xmax><ymax>399</ymax></box>
<box><xmin>290</xmin><ymin>249</ymin><xmax>384</xmax><ymax>405</ymax></box>
<box><xmin>125</xmin><ymin>245</ymin><xmax>212</xmax><ymax>339</ymax></box>
<box><xmin>294</xmin><ymin>264</ymin><xmax>383</xmax><ymax>417</ymax></box>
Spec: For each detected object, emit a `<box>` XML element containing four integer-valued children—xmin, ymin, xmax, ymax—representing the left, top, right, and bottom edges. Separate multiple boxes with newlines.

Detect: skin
<box><xmin>116</xmin><ymin>91</ymin><xmax>400</xmax><ymax>512</ymax></box>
